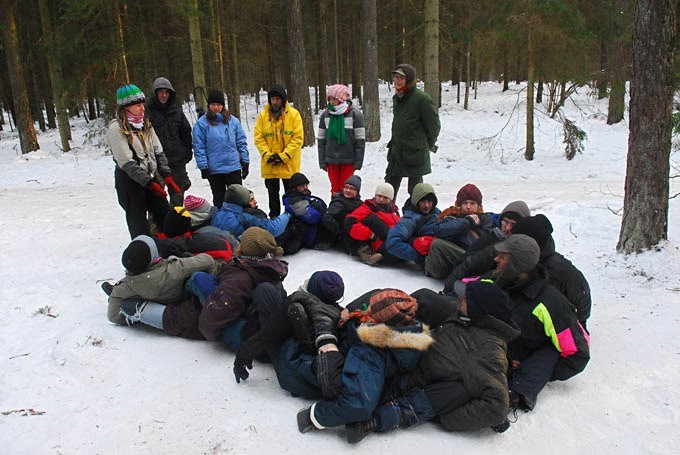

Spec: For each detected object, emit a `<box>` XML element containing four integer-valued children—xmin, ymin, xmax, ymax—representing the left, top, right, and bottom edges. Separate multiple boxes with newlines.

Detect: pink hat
<box><xmin>184</xmin><ymin>195</ymin><xmax>207</xmax><ymax>211</ymax></box>
<box><xmin>327</xmin><ymin>84</ymin><xmax>351</xmax><ymax>102</ymax></box>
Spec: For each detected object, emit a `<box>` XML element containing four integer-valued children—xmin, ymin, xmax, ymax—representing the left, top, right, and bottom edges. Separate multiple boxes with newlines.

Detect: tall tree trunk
<box><xmin>463</xmin><ymin>42</ymin><xmax>470</xmax><ymax>110</ymax></box>
<box><xmin>264</xmin><ymin>10</ymin><xmax>275</xmax><ymax>89</ymax></box>
<box><xmin>230</xmin><ymin>31</ymin><xmax>241</xmax><ymax>119</ymax></box>
<box><xmin>315</xmin><ymin>0</ymin><xmax>328</xmax><ymax>110</ymax></box>
<box><xmin>284</xmin><ymin>0</ymin><xmax>315</xmax><ymax>146</ymax></box>
<box><xmin>597</xmin><ymin>40</ymin><xmax>608</xmax><ymax>99</ymax></box>
<box><xmin>536</xmin><ymin>76</ymin><xmax>544</xmax><ymax>104</ymax></box>
<box><xmin>361</xmin><ymin>0</ymin><xmax>380</xmax><ymax>142</ymax></box>
<box><xmin>213</xmin><ymin>0</ymin><xmax>225</xmax><ymax>91</ymax></box>
<box><xmin>38</xmin><ymin>0</ymin><xmax>70</xmax><ymax>152</ymax></box>
<box><xmin>525</xmin><ymin>16</ymin><xmax>536</xmax><ymax>161</ymax></box>
<box><xmin>333</xmin><ymin>0</ymin><xmax>340</xmax><ymax>78</ymax></box>
<box><xmin>31</xmin><ymin>72</ymin><xmax>46</xmax><ymax>132</ymax></box>
<box><xmin>607</xmin><ymin>39</ymin><xmax>626</xmax><ymax>124</ymax></box>
<box><xmin>1</xmin><ymin>0</ymin><xmax>39</xmax><ymax>153</ymax></box>
<box><xmin>502</xmin><ymin>44</ymin><xmax>510</xmax><ymax>91</ymax></box>
<box><xmin>115</xmin><ymin>0</ymin><xmax>130</xmax><ymax>83</ymax></box>
<box><xmin>617</xmin><ymin>0</ymin><xmax>675</xmax><ymax>253</ymax></box>
<box><xmin>394</xmin><ymin>1</ymin><xmax>404</xmax><ymax>67</ymax></box>
<box><xmin>423</xmin><ymin>0</ymin><xmax>440</xmax><ymax>107</ymax></box>
<box><xmin>350</xmin><ymin>27</ymin><xmax>361</xmax><ymax>103</ymax></box>
<box><xmin>188</xmin><ymin>0</ymin><xmax>207</xmax><ymax>115</ymax></box>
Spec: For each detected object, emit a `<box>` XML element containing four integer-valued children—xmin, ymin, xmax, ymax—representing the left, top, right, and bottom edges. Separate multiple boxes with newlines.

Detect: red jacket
<box><xmin>344</xmin><ymin>198</ymin><xmax>400</xmax><ymax>252</ymax></box>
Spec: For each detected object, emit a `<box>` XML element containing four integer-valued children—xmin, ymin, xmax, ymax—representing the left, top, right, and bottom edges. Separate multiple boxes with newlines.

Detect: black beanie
<box><xmin>288</xmin><ymin>172</ymin><xmax>310</xmax><ymax>190</ymax></box>
<box><xmin>344</xmin><ymin>175</ymin><xmax>362</xmax><ymax>193</ymax></box>
<box><xmin>121</xmin><ymin>235</ymin><xmax>160</xmax><ymax>275</ymax></box>
<box><xmin>207</xmin><ymin>90</ymin><xmax>225</xmax><ymax>106</ymax></box>
<box><xmin>163</xmin><ymin>207</ymin><xmax>192</xmax><ymax>237</ymax></box>
<box><xmin>268</xmin><ymin>84</ymin><xmax>287</xmax><ymax>105</ymax></box>
<box><xmin>465</xmin><ymin>280</ymin><xmax>513</xmax><ymax>323</ymax></box>
<box><xmin>512</xmin><ymin>214</ymin><xmax>554</xmax><ymax>250</ymax></box>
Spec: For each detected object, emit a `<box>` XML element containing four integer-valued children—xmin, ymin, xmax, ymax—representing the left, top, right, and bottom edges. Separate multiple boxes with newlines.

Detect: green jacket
<box><xmin>387</xmin><ymin>85</ymin><xmax>441</xmax><ymax>177</ymax></box>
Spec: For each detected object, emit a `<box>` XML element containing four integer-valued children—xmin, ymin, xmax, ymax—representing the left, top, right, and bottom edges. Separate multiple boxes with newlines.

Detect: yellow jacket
<box><xmin>254</xmin><ymin>103</ymin><xmax>304</xmax><ymax>179</ymax></box>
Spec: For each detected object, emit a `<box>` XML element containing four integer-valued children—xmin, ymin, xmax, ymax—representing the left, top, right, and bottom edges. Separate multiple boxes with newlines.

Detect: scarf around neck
<box><xmin>327</xmin><ymin>102</ymin><xmax>349</xmax><ymax>145</ymax></box>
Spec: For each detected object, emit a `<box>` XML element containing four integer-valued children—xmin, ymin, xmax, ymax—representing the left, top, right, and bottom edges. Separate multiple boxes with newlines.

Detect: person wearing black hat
<box><xmin>254</xmin><ymin>84</ymin><xmax>304</xmax><ymax>218</ymax></box>
<box><xmin>279</xmin><ymin>173</ymin><xmax>330</xmax><ymax>254</ymax></box>
<box><xmin>193</xmin><ymin>89</ymin><xmax>250</xmax><ymax>207</ymax></box>
<box><xmin>320</xmin><ymin>174</ymin><xmax>363</xmax><ymax>252</ymax></box>
<box><xmin>385</xmin><ymin>63</ymin><xmax>441</xmax><ymax>204</ymax></box>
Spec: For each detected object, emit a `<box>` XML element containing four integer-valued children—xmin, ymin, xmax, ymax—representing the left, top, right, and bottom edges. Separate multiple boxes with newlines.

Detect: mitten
<box><xmin>233</xmin><ymin>356</ymin><xmax>253</xmax><ymax>383</ymax></box>
<box><xmin>147</xmin><ymin>181</ymin><xmax>167</xmax><ymax>197</ymax></box>
<box><xmin>412</xmin><ymin>235</ymin><xmax>435</xmax><ymax>256</ymax></box>
<box><xmin>164</xmin><ymin>176</ymin><xmax>181</xmax><ymax>194</ymax></box>
<box><xmin>241</xmin><ymin>162</ymin><xmax>249</xmax><ymax>180</ymax></box>
<box><xmin>200</xmin><ymin>168</ymin><xmax>210</xmax><ymax>179</ymax></box>
<box><xmin>315</xmin><ymin>349</ymin><xmax>344</xmax><ymax>399</ymax></box>
<box><xmin>465</xmin><ymin>214</ymin><xmax>480</xmax><ymax>226</ymax></box>
<box><xmin>363</xmin><ymin>214</ymin><xmax>390</xmax><ymax>240</ymax></box>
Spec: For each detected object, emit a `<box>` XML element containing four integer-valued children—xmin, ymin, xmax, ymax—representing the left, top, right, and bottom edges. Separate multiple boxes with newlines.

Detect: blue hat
<box><xmin>306</xmin><ymin>271</ymin><xmax>344</xmax><ymax>304</ymax></box>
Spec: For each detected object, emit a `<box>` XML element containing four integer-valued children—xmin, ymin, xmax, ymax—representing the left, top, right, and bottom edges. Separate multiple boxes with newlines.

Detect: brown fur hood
<box><xmin>357</xmin><ymin>323</ymin><xmax>434</xmax><ymax>351</ymax></box>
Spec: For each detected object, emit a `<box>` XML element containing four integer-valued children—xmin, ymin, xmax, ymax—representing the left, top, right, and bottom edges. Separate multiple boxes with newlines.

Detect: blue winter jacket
<box><xmin>193</xmin><ymin>113</ymin><xmax>249</xmax><ymax>175</ymax></box>
<box><xmin>434</xmin><ymin>212</ymin><xmax>496</xmax><ymax>249</ymax></box>
<box><xmin>385</xmin><ymin>205</ymin><xmax>441</xmax><ymax>262</ymax></box>
<box><xmin>211</xmin><ymin>202</ymin><xmax>290</xmax><ymax>238</ymax></box>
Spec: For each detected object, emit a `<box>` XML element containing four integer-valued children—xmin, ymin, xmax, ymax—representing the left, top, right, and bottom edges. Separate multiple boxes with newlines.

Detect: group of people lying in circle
<box><xmin>102</xmin><ymin>177</ymin><xmax>591</xmax><ymax>442</ymax></box>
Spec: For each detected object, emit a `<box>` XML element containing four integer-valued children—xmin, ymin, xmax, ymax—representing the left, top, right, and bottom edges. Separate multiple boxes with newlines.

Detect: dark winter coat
<box><xmin>404</xmin><ymin>314</ymin><xmax>520</xmax><ymax>431</ymax></box>
<box><xmin>386</xmin><ymin>84</ymin><xmax>441</xmax><ymax>177</ymax></box>
<box><xmin>385</xmin><ymin>198</ymin><xmax>441</xmax><ymax>263</ymax></box>
<box><xmin>344</xmin><ymin>198</ymin><xmax>401</xmax><ymax>252</ymax></box>
<box><xmin>146</xmin><ymin>78</ymin><xmax>193</xmax><ymax>167</ymax></box>
<box><xmin>434</xmin><ymin>210</ymin><xmax>497</xmax><ymax>250</ymax></box>
<box><xmin>501</xmin><ymin>266</ymin><xmax>590</xmax><ymax>381</ymax></box>
<box><xmin>195</xmin><ymin>256</ymin><xmax>288</xmax><ymax>341</ymax></box>
<box><xmin>317</xmin><ymin>104</ymin><xmax>366</xmax><ymax>169</ymax></box>
<box><xmin>281</xmin><ymin>190</ymin><xmax>328</xmax><ymax>250</ymax></box>
<box><xmin>321</xmin><ymin>192</ymin><xmax>362</xmax><ymax>240</ymax></box>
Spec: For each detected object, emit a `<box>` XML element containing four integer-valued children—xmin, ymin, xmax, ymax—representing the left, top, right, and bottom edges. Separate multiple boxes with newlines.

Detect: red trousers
<box><xmin>326</xmin><ymin>163</ymin><xmax>355</xmax><ymax>194</ymax></box>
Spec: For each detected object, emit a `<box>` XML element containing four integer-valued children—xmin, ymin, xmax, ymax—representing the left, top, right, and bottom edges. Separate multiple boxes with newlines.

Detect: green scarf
<box><xmin>326</xmin><ymin>103</ymin><xmax>346</xmax><ymax>145</ymax></box>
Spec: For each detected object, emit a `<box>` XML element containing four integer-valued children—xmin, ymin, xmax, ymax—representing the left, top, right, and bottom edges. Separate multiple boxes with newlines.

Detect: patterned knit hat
<box><xmin>327</xmin><ymin>84</ymin><xmax>351</xmax><ymax>102</ymax></box>
<box><xmin>184</xmin><ymin>195</ymin><xmax>208</xmax><ymax>211</ymax></box>
<box><xmin>365</xmin><ymin>289</ymin><xmax>418</xmax><ymax>326</ymax></box>
<box><xmin>237</xmin><ymin>227</ymin><xmax>284</xmax><ymax>257</ymax></box>
<box><xmin>455</xmin><ymin>183</ymin><xmax>483</xmax><ymax>206</ymax></box>
<box><xmin>116</xmin><ymin>84</ymin><xmax>146</xmax><ymax>107</ymax></box>
<box><xmin>306</xmin><ymin>271</ymin><xmax>345</xmax><ymax>304</ymax></box>
<box><xmin>122</xmin><ymin>235</ymin><xmax>160</xmax><ymax>275</ymax></box>
<box><xmin>163</xmin><ymin>207</ymin><xmax>192</xmax><ymax>237</ymax></box>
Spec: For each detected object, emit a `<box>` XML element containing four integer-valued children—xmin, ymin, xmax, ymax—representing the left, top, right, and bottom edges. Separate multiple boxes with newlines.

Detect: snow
<box><xmin>1</xmin><ymin>81</ymin><xmax>679</xmax><ymax>454</ymax></box>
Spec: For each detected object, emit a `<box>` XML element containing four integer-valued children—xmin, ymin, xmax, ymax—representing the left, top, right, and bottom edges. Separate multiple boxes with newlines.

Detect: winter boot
<box><xmin>287</xmin><ymin>302</ymin><xmax>314</xmax><ymax>353</ymax></box>
<box><xmin>101</xmin><ymin>281</ymin><xmax>114</xmax><ymax>296</ymax></box>
<box><xmin>357</xmin><ymin>245</ymin><xmax>383</xmax><ymax>265</ymax></box>
<box><xmin>297</xmin><ymin>406</ymin><xmax>316</xmax><ymax>433</ymax></box>
<box><xmin>345</xmin><ymin>416</ymin><xmax>380</xmax><ymax>443</ymax></box>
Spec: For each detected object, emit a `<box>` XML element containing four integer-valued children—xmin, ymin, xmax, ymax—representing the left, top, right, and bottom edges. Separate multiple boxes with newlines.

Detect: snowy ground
<box><xmin>0</xmin><ymin>82</ymin><xmax>679</xmax><ymax>454</ymax></box>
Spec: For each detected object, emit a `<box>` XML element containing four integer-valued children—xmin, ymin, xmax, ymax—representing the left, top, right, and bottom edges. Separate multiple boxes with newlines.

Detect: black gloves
<box><xmin>316</xmin><ymin>349</ymin><xmax>344</xmax><ymax>399</ymax></box>
<box><xmin>201</xmin><ymin>168</ymin><xmax>210</xmax><ymax>180</ymax></box>
<box><xmin>241</xmin><ymin>162</ymin><xmax>249</xmax><ymax>180</ymax></box>
<box><xmin>363</xmin><ymin>214</ymin><xmax>390</xmax><ymax>240</ymax></box>
<box><xmin>233</xmin><ymin>356</ymin><xmax>253</xmax><ymax>383</ymax></box>
<box><xmin>267</xmin><ymin>153</ymin><xmax>283</xmax><ymax>164</ymax></box>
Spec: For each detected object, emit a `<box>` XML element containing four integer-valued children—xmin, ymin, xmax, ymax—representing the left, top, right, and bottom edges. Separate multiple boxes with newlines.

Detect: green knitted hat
<box><xmin>116</xmin><ymin>84</ymin><xmax>146</xmax><ymax>107</ymax></box>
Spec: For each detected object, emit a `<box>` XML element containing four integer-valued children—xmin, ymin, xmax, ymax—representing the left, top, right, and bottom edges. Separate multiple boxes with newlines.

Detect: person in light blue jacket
<box><xmin>193</xmin><ymin>90</ymin><xmax>249</xmax><ymax>207</ymax></box>
<box><xmin>211</xmin><ymin>184</ymin><xmax>290</xmax><ymax>239</ymax></box>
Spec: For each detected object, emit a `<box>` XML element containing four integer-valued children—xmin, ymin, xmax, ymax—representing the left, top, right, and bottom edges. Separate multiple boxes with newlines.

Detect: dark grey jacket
<box><xmin>317</xmin><ymin>104</ymin><xmax>365</xmax><ymax>169</ymax></box>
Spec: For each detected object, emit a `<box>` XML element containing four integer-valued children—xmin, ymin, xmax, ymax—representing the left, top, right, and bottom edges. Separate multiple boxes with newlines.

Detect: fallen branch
<box><xmin>2</xmin><ymin>408</ymin><xmax>46</xmax><ymax>416</ymax></box>
<box><xmin>9</xmin><ymin>352</ymin><xmax>30</xmax><ymax>360</ymax></box>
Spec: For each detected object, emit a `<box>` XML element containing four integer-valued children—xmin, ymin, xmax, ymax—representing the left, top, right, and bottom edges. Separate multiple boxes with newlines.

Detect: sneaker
<box><xmin>101</xmin><ymin>281</ymin><xmax>114</xmax><ymax>296</ymax></box>
<box><xmin>119</xmin><ymin>299</ymin><xmax>148</xmax><ymax>325</ymax></box>
<box><xmin>297</xmin><ymin>407</ymin><xmax>315</xmax><ymax>433</ymax></box>
<box><xmin>345</xmin><ymin>417</ymin><xmax>379</xmax><ymax>443</ymax></box>
<box><xmin>357</xmin><ymin>245</ymin><xmax>382</xmax><ymax>265</ymax></box>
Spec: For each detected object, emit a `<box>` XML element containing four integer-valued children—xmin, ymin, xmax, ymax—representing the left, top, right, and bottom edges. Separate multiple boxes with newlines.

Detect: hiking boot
<box><xmin>297</xmin><ymin>407</ymin><xmax>315</xmax><ymax>433</ymax></box>
<box><xmin>357</xmin><ymin>245</ymin><xmax>382</xmax><ymax>265</ymax></box>
<box><xmin>101</xmin><ymin>281</ymin><xmax>114</xmax><ymax>296</ymax></box>
<box><xmin>346</xmin><ymin>416</ymin><xmax>379</xmax><ymax>443</ymax></box>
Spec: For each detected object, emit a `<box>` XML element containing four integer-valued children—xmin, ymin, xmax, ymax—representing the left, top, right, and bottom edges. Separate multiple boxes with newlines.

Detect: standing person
<box><xmin>193</xmin><ymin>90</ymin><xmax>249</xmax><ymax>207</ymax></box>
<box><xmin>317</xmin><ymin>84</ymin><xmax>365</xmax><ymax>194</ymax></box>
<box><xmin>146</xmin><ymin>77</ymin><xmax>193</xmax><ymax>207</ymax></box>
<box><xmin>254</xmin><ymin>85</ymin><xmax>304</xmax><ymax>218</ymax></box>
<box><xmin>385</xmin><ymin>64</ymin><xmax>440</xmax><ymax>203</ymax></box>
<box><xmin>108</xmin><ymin>84</ymin><xmax>180</xmax><ymax>238</ymax></box>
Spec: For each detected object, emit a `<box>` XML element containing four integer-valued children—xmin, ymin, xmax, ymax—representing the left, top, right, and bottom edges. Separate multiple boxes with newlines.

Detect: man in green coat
<box><xmin>385</xmin><ymin>64</ymin><xmax>441</xmax><ymax>204</ymax></box>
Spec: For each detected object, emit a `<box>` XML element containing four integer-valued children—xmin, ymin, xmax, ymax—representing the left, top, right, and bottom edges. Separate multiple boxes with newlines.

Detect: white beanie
<box><xmin>375</xmin><ymin>182</ymin><xmax>395</xmax><ymax>201</ymax></box>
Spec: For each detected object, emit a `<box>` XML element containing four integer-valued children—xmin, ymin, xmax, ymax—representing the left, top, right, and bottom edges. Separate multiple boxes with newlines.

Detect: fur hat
<box><xmin>122</xmin><ymin>235</ymin><xmax>160</xmax><ymax>275</ymax></box>
<box><xmin>207</xmin><ymin>90</ymin><xmax>225</xmax><ymax>106</ymax></box>
<box><xmin>237</xmin><ymin>227</ymin><xmax>284</xmax><ymax>257</ymax></box>
<box><xmin>225</xmin><ymin>184</ymin><xmax>251</xmax><ymax>207</ymax></box>
<box><xmin>344</xmin><ymin>175</ymin><xmax>362</xmax><ymax>192</ymax></box>
<box><xmin>163</xmin><ymin>207</ymin><xmax>192</xmax><ymax>237</ymax></box>
<box><xmin>464</xmin><ymin>280</ymin><xmax>513</xmax><ymax>323</ymax></box>
<box><xmin>184</xmin><ymin>195</ymin><xmax>208</xmax><ymax>212</ymax></box>
<box><xmin>288</xmin><ymin>172</ymin><xmax>310</xmax><ymax>190</ymax></box>
<box><xmin>494</xmin><ymin>234</ymin><xmax>540</xmax><ymax>276</ymax></box>
<box><xmin>327</xmin><ymin>84</ymin><xmax>351</xmax><ymax>102</ymax></box>
<box><xmin>500</xmin><ymin>200</ymin><xmax>531</xmax><ymax>222</ymax></box>
<box><xmin>116</xmin><ymin>84</ymin><xmax>145</xmax><ymax>107</ymax></box>
<box><xmin>365</xmin><ymin>289</ymin><xmax>418</xmax><ymax>326</ymax></box>
<box><xmin>412</xmin><ymin>183</ymin><xmax>438</xmax><ymax>208</ymax></box>
<box><xmin>512</xmin><ymin>214</ymin><xmax>554</xmax><ymax>250</ymax></box>
<box><xmin>393</xmin><ymin>64</ymin><xmax>417</xmax><ymax>85</ymax></box>
<box><xmin>268</xmin><ymin>84</ymin><xmax>287</xmax><ymax>104</ymax></box>
<box><xmin>305</xmin><ymin>271</ymin><xmax>345</xmax><ymax>304</ymax></box>
<box><xmin>456</xmin><ymin>183</ymin><xmax>483</xmax><ymax>206</ymax></box>
<box><xmin>375</xmin><ymin>182</ymin><xmax>395</xmax><ymax>201</ymax></box>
